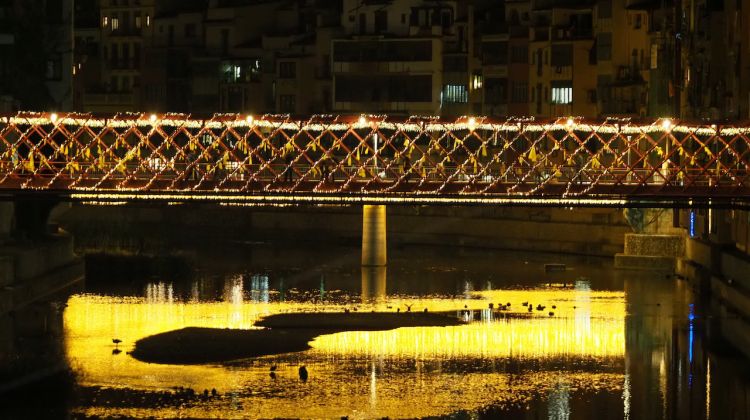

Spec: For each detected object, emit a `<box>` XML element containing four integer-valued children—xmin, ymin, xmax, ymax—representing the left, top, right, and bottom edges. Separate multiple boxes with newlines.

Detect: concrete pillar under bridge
<box><xmin>361</xmin><ymin>205</ymin><xmax>387</xmax><ymax>267</ymax></box>
<box><xmin>615</xmin><ymin>209</ymin><xmax>685</xmax><ymax>272</ymax></box>
<box><xmin>361</xmin><ymin>265</ymin><xmax>387</xmax><ymax>304</ymax></box>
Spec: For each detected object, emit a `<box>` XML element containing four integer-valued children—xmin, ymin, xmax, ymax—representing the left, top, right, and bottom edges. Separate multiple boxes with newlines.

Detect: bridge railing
<box><xmin>0</xmin><ymin>112</ymin><xmax>748</xmax><ymax>198</ymax></box>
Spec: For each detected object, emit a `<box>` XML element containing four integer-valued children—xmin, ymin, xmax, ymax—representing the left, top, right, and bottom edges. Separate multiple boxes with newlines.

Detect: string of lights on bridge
<box><xmin>6</xmin><ymin>112</ymin><xmax>741</xmax><ymax>136</ymax></box>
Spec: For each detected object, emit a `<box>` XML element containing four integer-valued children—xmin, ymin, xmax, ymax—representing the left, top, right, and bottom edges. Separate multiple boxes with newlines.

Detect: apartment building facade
<box><xmin>332</xmin><ymin>0</ymin><xmax>475</xmax><ymax>116</ymax></box>
<box><xmin>68</xmin><ymin>0</ymin><xmax>750</xmax><ymax>120</ymax></box>
<box><xmin>1</xmin><ymin>0</ymin><xmax>74</xmax><ymax>111</ymax></box>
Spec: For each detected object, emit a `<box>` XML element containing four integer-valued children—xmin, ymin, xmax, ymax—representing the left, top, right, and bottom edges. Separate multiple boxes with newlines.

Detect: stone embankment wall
<box><xmin>58</xmin><ymin>205</ymin><xmax>631</xmax><ymax>257</ymax></box>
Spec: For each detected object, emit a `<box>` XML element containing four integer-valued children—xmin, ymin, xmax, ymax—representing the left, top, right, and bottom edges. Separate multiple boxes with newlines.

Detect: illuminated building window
<box><xmin>112</xmin><ymin>17</ymin><xmax>120</xmax><ymax>31</ymax></box>
<box><xmin>551</xmin><ymin>81</ymin><xmax>573</xmax><ymax>104</ymax></box>
<box><xmin>472</xmin><ymin>73</ymin><xmax>483</xmax><ymax>90</ymax></box>
<box><xmin>442</xmin><ymin>84</ymin><xmax>468</xmax><ymax>103</ymax></box>
<box><xmin>103</xmin><ymin>16</ymin><xmax>109</xmax><ymax>27</ymax></box>
<box><xmin>222</xmin><ymin>60</ymin><xmax>261</xmax><ymax>83</ymax></box>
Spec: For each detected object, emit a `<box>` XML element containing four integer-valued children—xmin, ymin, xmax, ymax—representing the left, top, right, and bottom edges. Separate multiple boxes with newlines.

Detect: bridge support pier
<box><xmin>362</xmin><ymin>205</ymin><xmax>387</xmax><ymax>267</ymax></box>
<box><xmin>361</xmin><ymin>265</ymin><xmax>387</xmax><ymax>304</ymax></box>
<box><xmin>615</xmin><ymin>209</ymin><xmax>684</xmax><ymax>272</ymax></box>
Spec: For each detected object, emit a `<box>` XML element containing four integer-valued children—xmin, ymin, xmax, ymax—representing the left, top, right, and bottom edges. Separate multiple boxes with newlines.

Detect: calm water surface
<box><xmin>3</xmin><ymin>243</ymin><xmax>749</xmax><ymax>419</ymax></box>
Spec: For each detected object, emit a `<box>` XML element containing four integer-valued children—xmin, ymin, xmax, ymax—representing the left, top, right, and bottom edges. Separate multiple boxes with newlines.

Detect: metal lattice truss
<box><xmin>1</xmin><ymin>112</ymin><xmax>749</xmax><ymax>203</ymax></box>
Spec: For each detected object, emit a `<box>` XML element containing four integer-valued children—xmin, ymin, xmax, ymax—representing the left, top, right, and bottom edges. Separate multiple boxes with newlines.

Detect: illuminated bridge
<box><xmin>2</xmin><ymin>112</ymin><xmax>750</xmax><ymax>207</ymax></box>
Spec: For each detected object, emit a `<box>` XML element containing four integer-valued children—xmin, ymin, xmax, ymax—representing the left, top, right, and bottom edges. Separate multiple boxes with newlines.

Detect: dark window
<box><xmin>168</xmin><ymin>25</ymin><xmax>174</xmax><ymax>46</ymax></box>
<box><xmin>221</xmin><ymin>29</ymin><xmax>230</xmax><ymax>55</ymax></box>
<box><xmin>510</xmin><ymin>45</ymin><xmax>528</xmax><ymax>64</ymax></box>
<box><xmin>444</xmin><ymin>56</ymin><xmax>467</xmax><ymax>72</ymax></box>
<box><xmin>482</xmin><ymin>41</ymin><xmax>508</xmax><ymax>65</ymax></box>
<box><xmin>185</xmin><ymin>24</ymin><xmax>196</xmax><ymax>38</ymax></box>
<box><xmin>359</xmin><ymin>13</ymin><xmax>366</xmax><ymax>34</ymax></box>
<box><xmin>111</xmin><ymin>43</ymin><xmax>119</xmax><ymax>66</ymax></box>
<box><xmin>122</xmin><ymin>11</ymin><xmax>130</xmax><ymax>31</ymax></box>
<box><xmin>374</xmin><ymin>11</ymin><xmax>387</xmax><ymax>34</ymax></box>
<box><xmin>279</xmin><ymin>61</ymin><xmax>296</xmax><ymax>79</ymax></box>
<box><xmin>597</xmin><ymin>74</ymin><xmax>612</xmax><ymax>103</ymax></box>
<box><xmin>536</xmin><ymin>49</ymin><xmax>542</xmax><ymax>76</ymax></box>
<box><xmin>46</xmin><ymin>0</ymin><xmax>63</xmax><ymax>22</ymax></box>
<box><xmin>441</xmin><ymin>11</ymin><xmax>452</xmax><ymax>29</ymax></box>
<box><xmin>510</xmin><ymin>82</ymin><xmax>528</xmax><ymax>103</ymax></box>
<box><xmin>335</xmin><ymin>75</ymin><xmax>432</xmax><ymax>102</ymax></box>
<box><xmin>45</xmin><ymin>54</ymin><xmax>62</xmax><ymax>80</ymax></box>
<box><xmin>332</xmin><ymin>40</ymin><xmax>433</xmax><ymax>62</ymax></box>
<box><xmin>279</xmin><ymin>95</ymin><xmax>296</xmax><ymax>113</ymax></box>
<box><xmin>484</xmin><ymin>78</ymin><xmax>508</xmax><ymax>105</ymax></box>
<box><xmin>597</xmin><ymin>32</ymin><xmax>612</xmax><ymax>61</ymax></box>
<box><xmin>597</xmin><ymin>0</ymin><xmax>612</xmax><ymax>19</ymax></box>
<box><xmin>510</xmin><ymin>9</ymin><xmax>519</xmax><ymax>24</ymax></box>
<box><xmin>122</xmin><ymin>43</ymin><xmax>130</xmax><ymax>68</ymax></box>
<box><xmin>133</xmin><ymin>43</ymin><xmax>141</xmax><ymax>68</ymax></box>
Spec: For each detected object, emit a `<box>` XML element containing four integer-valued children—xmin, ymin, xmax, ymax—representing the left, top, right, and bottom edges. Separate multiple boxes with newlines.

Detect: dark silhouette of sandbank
<box><xmin>131</xmin><ymin>312</ymin><xmax>461</xmax><ymax>364</ymax></box>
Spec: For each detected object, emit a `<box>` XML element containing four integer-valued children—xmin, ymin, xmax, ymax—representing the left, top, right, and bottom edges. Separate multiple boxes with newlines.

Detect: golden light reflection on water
<box><xmin>63</xmin><ymin>286</ymin><xmax>626</xmax><ymax>419</ymax></box>
<box><xmin>310</xmin><ymin>319</ymin><xmax>623</xmax><ymax>360</ymax></box>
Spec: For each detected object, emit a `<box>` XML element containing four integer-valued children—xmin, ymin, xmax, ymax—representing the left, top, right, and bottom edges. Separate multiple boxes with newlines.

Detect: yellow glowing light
<box><xmin>358</xmin><ymin>116</ymin><xmax>367</xmax><ymax>126</ymax></box>
<box><xmin>149</xmin><ymin>114</ymin><xmax>157</xmax><ymax>123</ymax></box>
<box><xmin>246</xmin><ymin>115</ymin><xmax>254</xmax><ymax>124</ymax></box>
<box><xmin>69</xmin><ymin>193</ymin><xmax>630</xmax><ymax>207</ymax></box>
<box><xmin>62</xmin><ymin>287</ymin><xmax>626</xmax><ymax>419</ymax></box>
<box><xmin>662</xmin><ymin>118</ymin><xmax>672</xmax><ymax>130</ymax></box>
<box><xmin>566</xmin><ymin>117</ymin><xmax>574</xmax><ymax>128</ymax></box>
<box><xmin>50</xmin><ymin>113</ymin><xmax>58</xmax><ymax>124</ymax></box>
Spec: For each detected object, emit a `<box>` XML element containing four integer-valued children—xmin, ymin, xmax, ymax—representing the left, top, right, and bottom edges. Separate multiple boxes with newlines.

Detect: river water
<box><xmin>2</xmin><ymin>242</ymin><xmax>749</xmax><ymax>419</ymax></box>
